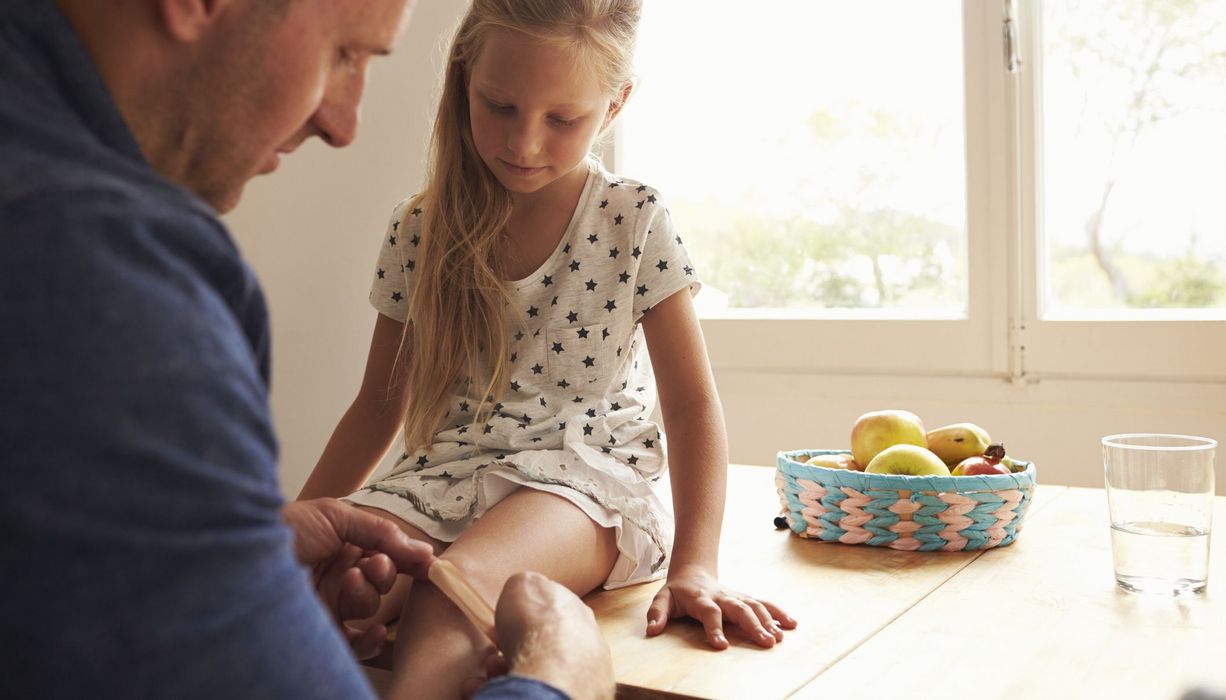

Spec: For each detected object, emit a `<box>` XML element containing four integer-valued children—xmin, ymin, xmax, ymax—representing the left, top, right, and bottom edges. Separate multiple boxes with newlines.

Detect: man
<box><xmin>0</xmin><ymin>1</ymin><xmax>613</xmax><ymax>698</ymax></box>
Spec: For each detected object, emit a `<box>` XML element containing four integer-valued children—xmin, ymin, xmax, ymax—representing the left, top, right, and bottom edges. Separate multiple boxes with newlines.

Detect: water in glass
<box><xmin>1110</xmin><ymin>520</ymin><xmax>1210</xmax><ymax>594</ymax></box>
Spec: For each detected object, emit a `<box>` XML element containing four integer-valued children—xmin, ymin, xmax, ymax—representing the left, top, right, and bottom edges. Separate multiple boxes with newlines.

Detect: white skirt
<box><xmin>344</xmin><ymin>439</ymin><xmax>674</xmax><ymax>589</ymax></box>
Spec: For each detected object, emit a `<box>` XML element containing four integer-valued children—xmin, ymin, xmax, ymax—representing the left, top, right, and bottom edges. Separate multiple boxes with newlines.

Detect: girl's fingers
<box><xmin>744</xmin><ymin>598</ymin><xmax>785</xmax><ymax>642</ymax></box>
<box><xmin>694</xmin><ymin>598</ymin><xmax>727</xmax><ymax>650</ymax></box>
<box><xmin>645</xmin><ymin>586</ymin><xmax>673</xmax><ymax>636</ymax></box>
<box><xmin>718</xmin><ymin>597</ymin><xmax>775</xmax><ymax>648</ymax></box>
<box><xmin>760</xmin><ymin>598</ymin><xmax>798</xmax><ymax>629</ymax></box>
<box><xmin>649</xmin><ymin>582</ymin><xmax>796</xmax><ymax>651</ymax></box>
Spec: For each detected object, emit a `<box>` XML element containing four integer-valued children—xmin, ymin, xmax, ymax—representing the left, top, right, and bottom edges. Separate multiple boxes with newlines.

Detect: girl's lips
<box><xmin>500</xmin><ymin>159</ymin><xmax>545</xmax><ymax>176</ymax></box>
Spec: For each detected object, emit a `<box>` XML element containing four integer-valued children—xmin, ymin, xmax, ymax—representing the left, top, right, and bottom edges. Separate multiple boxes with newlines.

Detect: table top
<box><xmin>586</xmin><ymin>464</ymin><xmax>1226</xmax><ymax>700</ymax></box>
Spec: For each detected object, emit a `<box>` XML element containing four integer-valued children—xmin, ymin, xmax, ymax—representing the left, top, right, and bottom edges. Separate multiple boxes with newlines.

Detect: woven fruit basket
<box><xmin>775</xmin><ymin>449</ymin><xmax>1037</xmax><ymax>551</ymax></box>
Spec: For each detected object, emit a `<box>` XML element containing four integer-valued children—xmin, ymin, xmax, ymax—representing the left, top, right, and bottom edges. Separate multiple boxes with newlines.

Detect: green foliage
<box><xmin>1126</xmin><ymin>255</ymin><xmax>1226</xmax><ymax>308</ymax></box>
<box><xmin>1049</xmin><ymin>246</ymin><xmax>1226</xmax><ymax>309</ymax></box>
<box><xmin>676</xmin><ymin>201</ymin><xmax>963</xmax><ymax>310</ymax></box>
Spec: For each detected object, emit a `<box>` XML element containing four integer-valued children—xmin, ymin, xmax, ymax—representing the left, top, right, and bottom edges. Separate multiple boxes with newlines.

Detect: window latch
<box><xmin>1003</xmin><ymin>0</ymin><xmax>1020</xmax><ymax>73</ymax></box>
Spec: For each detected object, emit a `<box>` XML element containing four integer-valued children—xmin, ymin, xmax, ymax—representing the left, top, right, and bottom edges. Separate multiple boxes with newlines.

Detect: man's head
<box><xmin>58</xmin><ymin>0</ymin><xmax>415</xmax><ymax>212</ymax></box>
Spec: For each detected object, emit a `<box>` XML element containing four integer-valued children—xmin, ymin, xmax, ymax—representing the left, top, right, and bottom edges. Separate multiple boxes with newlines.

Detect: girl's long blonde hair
<box><xmin>397</xmin><ymin>0</ymin><xmax>642</xmax><ymax>453</ymax></box>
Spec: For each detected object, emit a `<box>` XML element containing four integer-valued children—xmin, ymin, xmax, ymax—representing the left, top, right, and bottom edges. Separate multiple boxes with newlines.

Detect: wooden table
<box><xmin>588</xmin><ymin>464</ymin><xmax>1226</xmax><ymax>700</ymax></box>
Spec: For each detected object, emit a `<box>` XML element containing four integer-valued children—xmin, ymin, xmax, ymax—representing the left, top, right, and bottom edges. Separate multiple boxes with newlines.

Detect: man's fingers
<box><xmin>484</xmin><ymin>650</ymin><xmax>510</xmax><ymax>678</ymax></box>
<box><xmin>459</xmin><ymin>676</ymin><xmax>485</xmax><ymax>700</ymax></box>
<box><xmin>346</xmin><ymin>623</ymin><xmax>388</xmax><ymax>661</ymax></box>
<box><xmin>458</xmin><ymin>648</ymin><xmax>507</xmax><ymax>700</ymax></box>
<box><xmin>314</xmin><ymin>543</ymin><xmax>362</xmax><ymax>616</ymax></box>
<box><xmin>330</xmin><ymin>504</ymin><xmax>435</xmax><ymax>578</ymax></box>
<box><xmin>357</xmin><ymin>552</ymin><xmax>397</xmax><ymax>594</ymax></box>
<box><xmin>337</xmin><ymin>566</ymin><xmax>380</xmax><ymax>621</ymax></box>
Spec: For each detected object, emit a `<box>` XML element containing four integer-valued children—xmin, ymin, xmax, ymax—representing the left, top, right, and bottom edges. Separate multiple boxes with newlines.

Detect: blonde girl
<box><xmin>300</xmin><ymin>0</ymin><xmax>795</xmax><ymax>695</ymax></box>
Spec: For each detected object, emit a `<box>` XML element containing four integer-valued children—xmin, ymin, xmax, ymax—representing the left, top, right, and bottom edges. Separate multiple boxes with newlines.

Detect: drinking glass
<box><xmin>1102</xmin><ymin>434</ymin><xmax>1216</xmax><ymax>595</ymax></box>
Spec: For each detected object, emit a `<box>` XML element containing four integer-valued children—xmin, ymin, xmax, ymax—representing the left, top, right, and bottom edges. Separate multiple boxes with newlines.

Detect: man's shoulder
<box><xmin>0</xmin><ymin>145</ymin><xmax>259</xmax><ymax>356</ymax></box>
<box><xmin>2</xmin><ymin>147</ymin><xmax>217</xmax><ymax>236</ymax></box>
<box><xmin>0</xmin><ymin>151</ymin><xmax>240</xmax><ymax>300</ymax></box>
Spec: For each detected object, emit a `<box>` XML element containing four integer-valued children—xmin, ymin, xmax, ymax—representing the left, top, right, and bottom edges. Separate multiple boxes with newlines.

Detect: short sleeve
<box><xmin>369</xmin><ymin>197</ymin><xmax>420</xmax><ymax>322</ymax></box>
<box><xmin>630</xmin><ymin>190</ymin><xmax>701</xmax><ymax>322</ymax></box>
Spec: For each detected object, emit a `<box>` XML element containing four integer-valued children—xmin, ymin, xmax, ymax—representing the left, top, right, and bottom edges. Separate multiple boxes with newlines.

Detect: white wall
<box><xmin>225</xmin><ymin>2</ymin><xmax>459</xmax><ymax>496</ymax></box>
<box><xmin>227</xmin><ymin>2</ymin><xmax>1226</xmax><ymax>499</ymax></box>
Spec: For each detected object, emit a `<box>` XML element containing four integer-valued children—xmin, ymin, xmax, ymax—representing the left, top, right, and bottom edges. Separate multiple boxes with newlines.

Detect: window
<box><xmin>620</xmin><ymin>1</ymin><xmax>966</xmax><ymax>316</ymax></box>
<box><xmin>617</xmin><ymin>0</ymin><xmax>1226</xmax><ymax>381</ymax></box>
<box><xmin>1039</xmin><ymin>0</ymin><xmax>1226</xmax><ymax>315</ymax></box>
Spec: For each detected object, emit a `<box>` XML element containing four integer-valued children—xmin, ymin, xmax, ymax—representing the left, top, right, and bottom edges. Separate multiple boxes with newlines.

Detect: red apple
<box><xmin>951</xmin><ymin>455</ymin><xmax>1011</xmax><ymax>476</ymax></box>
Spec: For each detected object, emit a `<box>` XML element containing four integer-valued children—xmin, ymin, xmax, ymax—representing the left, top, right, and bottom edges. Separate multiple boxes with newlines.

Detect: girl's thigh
<box><xmin>355</xmin><ymin>504</ymin><xmax>446</xmax><ymax>554</ymax></box>
<box><xmin>443</xmin><ymin>487</ymin><xmax>619</xmax><ymax>598</ymax></box>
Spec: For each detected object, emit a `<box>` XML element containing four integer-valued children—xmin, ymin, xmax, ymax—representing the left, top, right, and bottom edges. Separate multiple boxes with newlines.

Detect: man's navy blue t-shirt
<box><xmin>0</xmin><ymin>2</ymin><xmax>564</xmax><ymax>698</ymax></box>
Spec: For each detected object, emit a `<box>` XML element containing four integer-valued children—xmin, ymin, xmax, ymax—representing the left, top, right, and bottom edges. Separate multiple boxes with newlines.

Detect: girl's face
<box><xmin>466</xmin><ymin>29</ymin><xmax>616</xmax><ymax>202</ymax></box>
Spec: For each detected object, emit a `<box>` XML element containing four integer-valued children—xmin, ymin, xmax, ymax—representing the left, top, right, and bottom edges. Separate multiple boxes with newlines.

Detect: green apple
<box><xmin>864</xmin><ymin>444</ymin><xmax>951</xmax><ymax>476</ymax></box>
<box><xmin>805</xmin><ymin>453</ymin><xmax>861</xmax><ymax>471</ymax></box>
<box><xmin>850</xmin><ymin>409</ymin><xmax>927</xmax><ymax>467</ymax></box>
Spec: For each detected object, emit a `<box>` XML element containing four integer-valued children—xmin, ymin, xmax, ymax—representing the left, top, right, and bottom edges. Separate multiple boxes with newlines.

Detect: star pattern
<box><xmin>365</xmin><ymin>172</ymin><xmax>698</xmax><ymax>529</ymax></box>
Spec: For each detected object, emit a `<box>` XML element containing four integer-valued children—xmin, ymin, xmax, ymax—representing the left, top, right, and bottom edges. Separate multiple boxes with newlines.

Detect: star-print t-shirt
<box><xmin>356</xmin><ymin>162</ymin><xmax>700</xmax><ymax>585</ymax></box>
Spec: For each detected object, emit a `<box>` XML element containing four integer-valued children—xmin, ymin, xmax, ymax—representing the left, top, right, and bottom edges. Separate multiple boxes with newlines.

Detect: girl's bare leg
<box><xmin>385</xmin><ymin>488</ymin><xmax>618</xmax><ymax>700</ymax></box>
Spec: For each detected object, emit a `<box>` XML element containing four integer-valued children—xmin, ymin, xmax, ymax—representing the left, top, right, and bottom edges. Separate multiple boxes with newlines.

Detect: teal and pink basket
<box><xmin>775</xmin><ymin>449</ymin><xmax>1038</xmax><ymax>551</ymax></box>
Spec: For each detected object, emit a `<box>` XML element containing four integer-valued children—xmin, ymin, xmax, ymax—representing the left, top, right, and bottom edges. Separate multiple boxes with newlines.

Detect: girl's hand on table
<box><xmin>645</xmin><ymin>564</ymin><xmax>797</xmax><ymax>650</ymax></box>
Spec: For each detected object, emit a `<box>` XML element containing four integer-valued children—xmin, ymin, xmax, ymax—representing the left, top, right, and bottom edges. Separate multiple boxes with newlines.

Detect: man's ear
<box><xmin>157</xmin><ymin>0</ymin><xmax>231</xmax><ymax>43</ymax></box>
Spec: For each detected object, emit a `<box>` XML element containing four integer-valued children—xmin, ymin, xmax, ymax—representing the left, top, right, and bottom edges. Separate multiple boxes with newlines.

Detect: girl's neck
<box><xmin>508</xmin><ymin>160</ymin><xmax>591</xmax><ymax>221</ymax></box>
<box><xmin>500</xmin><ymin>162</ymin><xmax>592</xmax><ymax>281</ymax></box>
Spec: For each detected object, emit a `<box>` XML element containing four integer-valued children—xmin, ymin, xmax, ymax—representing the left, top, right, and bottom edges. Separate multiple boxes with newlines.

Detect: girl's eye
<box><xmin>550</xmin><ymin>116</ymin><xmax>577</xmax><ymax>128</ymax></box>
<box><xmin>486</xmin><ymin>100</ymin><xmax>513</xmax><ymax>114</ymax></box>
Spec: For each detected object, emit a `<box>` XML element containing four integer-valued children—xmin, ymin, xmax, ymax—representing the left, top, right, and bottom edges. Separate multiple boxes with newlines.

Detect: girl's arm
<box><xmin>640</xmin><ymin>289</ymin><xmax>796</xmax><ymax>650</ymax></box>
<box><xmin>297</xmin><ymin>313</ymin><xmax>409</xmax><ymax>500</ymax></box>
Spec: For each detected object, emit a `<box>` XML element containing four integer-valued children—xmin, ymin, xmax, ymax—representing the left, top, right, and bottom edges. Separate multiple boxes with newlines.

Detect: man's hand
<box><xmin>282</xmin><ymin>498</ymin><xmax>435</xmax><ymax>658</ymax></box>
<box><xmin>490</xmin><ymin>572</ymin><xmax>614</xmax><ymax>700</ymax></box>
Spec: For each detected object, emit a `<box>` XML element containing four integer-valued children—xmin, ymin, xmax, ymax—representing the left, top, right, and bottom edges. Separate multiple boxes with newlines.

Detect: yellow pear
<box><xmin>925</xmin><ymin>422</ymin><xmax>992</xmax><ymax>466</ymax></box>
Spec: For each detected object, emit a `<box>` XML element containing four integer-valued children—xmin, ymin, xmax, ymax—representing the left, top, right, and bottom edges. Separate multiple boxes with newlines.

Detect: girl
<box><xmin>300</xmin><ymin>0</ymin><xmax>795</xmax><ymax>695</ymax></box>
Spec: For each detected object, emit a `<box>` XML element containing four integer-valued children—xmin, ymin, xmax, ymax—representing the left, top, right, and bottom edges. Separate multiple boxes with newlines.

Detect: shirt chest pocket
<box><xmin>545</xmin><ymin>324</ymin><xmax>609</xmax><ymax>390</ymax></box>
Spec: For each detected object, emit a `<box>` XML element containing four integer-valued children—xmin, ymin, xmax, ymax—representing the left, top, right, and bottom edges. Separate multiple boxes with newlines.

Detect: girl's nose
<box><xmin>505</xmin><ymin>118</ymin><xmax>542</xmax><ymax>158</ymax></box>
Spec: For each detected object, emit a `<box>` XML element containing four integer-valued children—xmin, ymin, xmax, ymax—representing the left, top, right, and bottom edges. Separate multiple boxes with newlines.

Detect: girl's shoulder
<box><xmin>586</xmin><ymin>164</ymin><xmax>668</xmax><ymax>215</ymax></box>
<box><xmin>384</xmin><ymin>193</ymin><xmax>426</xmax><ymax>237</ymax></box>
<box><xmin>389</xmin><ymin>193</ymin><xmax>423</xmax><ymax>222</ymax></box>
